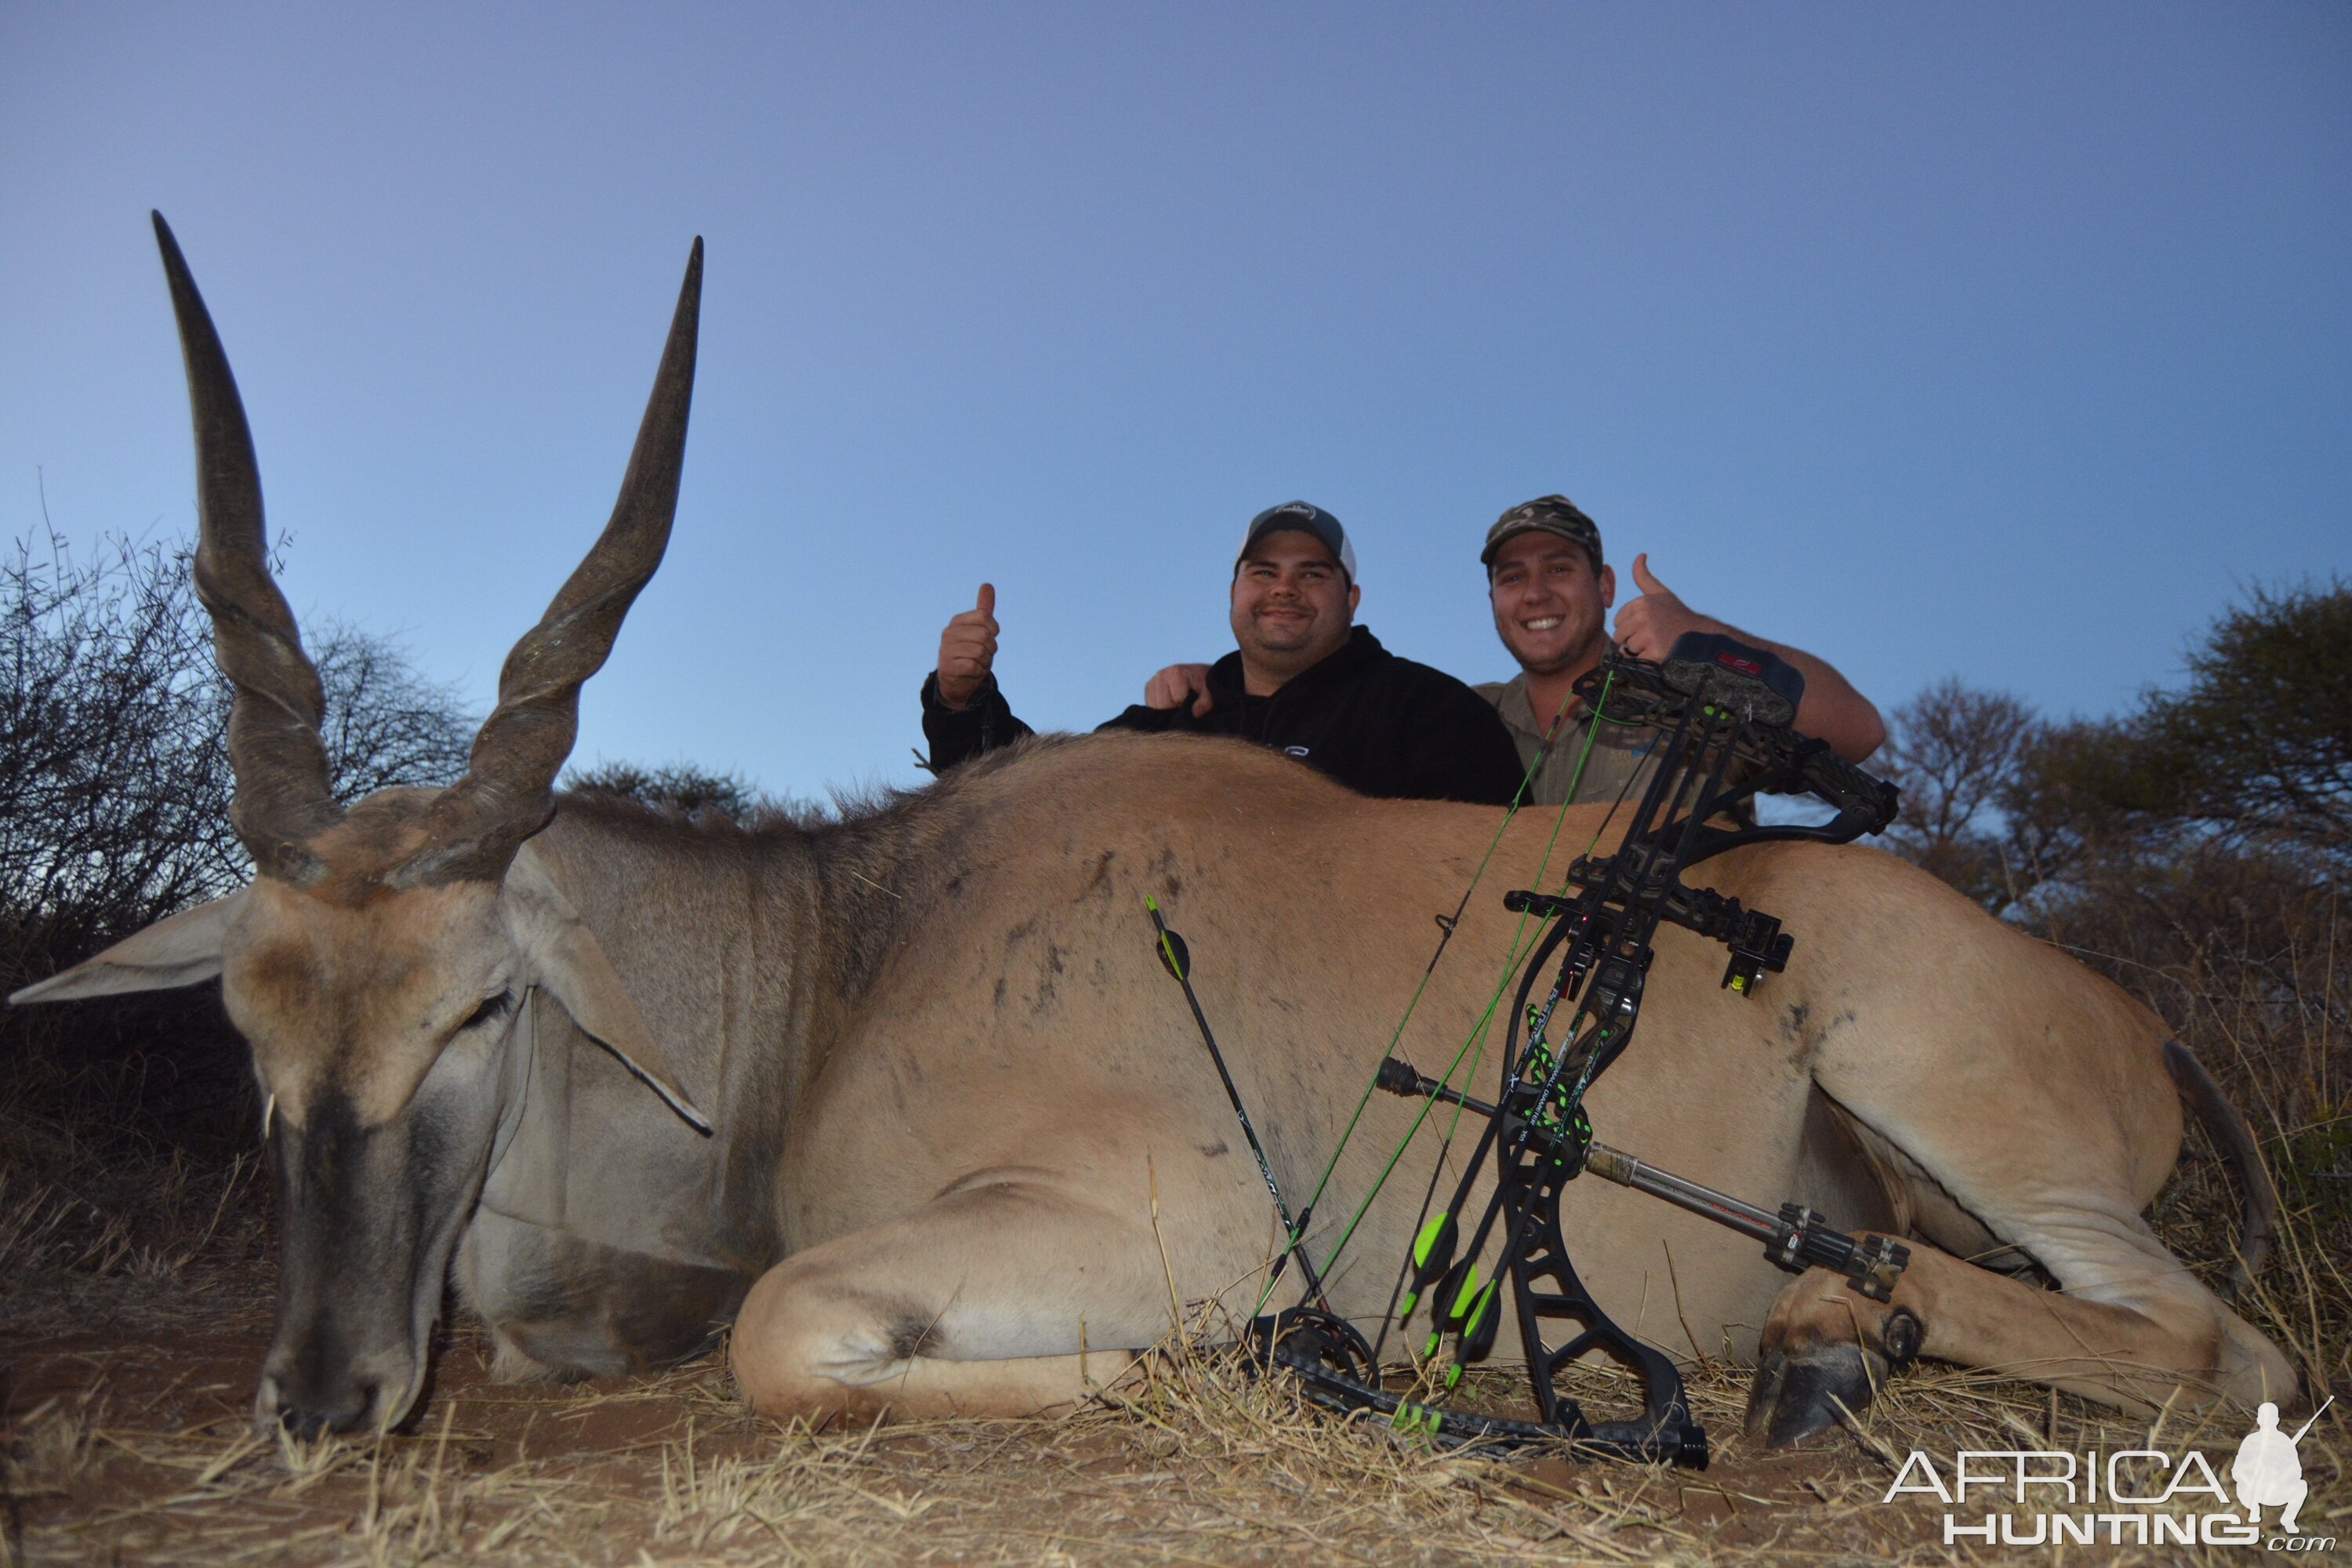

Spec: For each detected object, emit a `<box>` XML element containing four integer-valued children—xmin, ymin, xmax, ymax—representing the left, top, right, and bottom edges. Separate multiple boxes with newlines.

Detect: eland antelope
<box><xmin>14</xmin><ymin>218</ymin><xmax>2297</xmax><ymax>1446</ymax></box>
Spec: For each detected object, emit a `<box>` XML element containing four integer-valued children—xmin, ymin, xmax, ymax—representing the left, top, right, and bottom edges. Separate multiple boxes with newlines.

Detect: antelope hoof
<box><xmin>1743</xmin><ymin>1344</ymin><xmax>1886</xmax><ymax>1449</ymax></box>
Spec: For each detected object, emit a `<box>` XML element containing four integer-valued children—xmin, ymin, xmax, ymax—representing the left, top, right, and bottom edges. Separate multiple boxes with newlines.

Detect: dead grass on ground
<box><xmin>7</xmin><ymin>1316</ymin><xmax>2345</xmax><ymax>1567</ymax></box>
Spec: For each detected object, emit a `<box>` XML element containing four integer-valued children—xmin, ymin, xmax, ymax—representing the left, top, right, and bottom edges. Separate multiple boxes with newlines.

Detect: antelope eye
<box><xmin>460</xmin><ymin>991</ymin><xmax>515</xmax><ymax>1033</ymax></box>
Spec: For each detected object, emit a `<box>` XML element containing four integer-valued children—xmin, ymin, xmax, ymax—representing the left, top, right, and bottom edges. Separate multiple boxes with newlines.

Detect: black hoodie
<box><xmin>920</xmin><ymin>626</ymin><xmax>1525</xmax><ymax>805</ymax></box>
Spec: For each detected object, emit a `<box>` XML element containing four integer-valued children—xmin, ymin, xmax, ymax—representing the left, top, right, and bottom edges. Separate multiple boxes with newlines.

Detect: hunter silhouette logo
<box><xmin>2235</xmin><ymin>1399</ymin><xmax>2328</xmax><ymax>1536</ymax></box>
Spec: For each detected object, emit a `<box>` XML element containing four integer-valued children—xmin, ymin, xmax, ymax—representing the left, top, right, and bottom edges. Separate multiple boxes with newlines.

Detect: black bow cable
<box><xmin>1370</xmin><ymin>693</ymin><xmax>1726</xmax><ymax>1376</ymax></box>
<box><xmin>1406</xmin><ymin>685</ymin><xmax>1743</xmax><ymax>1309</ymax></box>
<box><xmin>1286</xmin><ymin>672</ymin><xmax>1625</xmax><ymax>1319</ymax></box>
<box><xmin>1363</xmin><ymin>680</ymin><xmax>1652</xmax><ymax>1364</ymax></box>
<box><xmin>1309</xmin><ymin>678</ymin><xmax>1752</xmax><ymax>1452</ymax></box>
<box><xmin>1422</xmin><ymin>697</ymin><xmax>1748</xmax><ymax>1351</ymax></box>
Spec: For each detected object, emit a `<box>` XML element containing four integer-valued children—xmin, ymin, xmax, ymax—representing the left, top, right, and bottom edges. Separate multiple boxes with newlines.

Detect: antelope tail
<box><xmin>2163</xmin><ymin>1040</ymin><xmax>2281</xmax><ymax>1297</ymax></box>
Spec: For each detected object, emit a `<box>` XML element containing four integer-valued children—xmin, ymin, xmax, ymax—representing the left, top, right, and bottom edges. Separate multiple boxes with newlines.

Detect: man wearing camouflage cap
<box><xmin>1479</xmin><ymin>495</ymin><xmax>1885</xmax><ymax>807</ymax></box>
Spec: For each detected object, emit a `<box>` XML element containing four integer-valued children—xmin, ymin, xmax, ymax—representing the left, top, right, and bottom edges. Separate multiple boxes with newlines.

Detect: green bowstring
<box><xmin>1256</xmin><ymin>671</ymin><xmax>1619</xmax><ymax>1316</ymax></box>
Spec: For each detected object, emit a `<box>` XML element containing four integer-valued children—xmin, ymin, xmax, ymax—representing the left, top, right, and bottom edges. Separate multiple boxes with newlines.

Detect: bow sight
<box><xmin>1151</xmin><ymin>632</ymin><xmax>1904</xmax><ymax>1466</ymax></box>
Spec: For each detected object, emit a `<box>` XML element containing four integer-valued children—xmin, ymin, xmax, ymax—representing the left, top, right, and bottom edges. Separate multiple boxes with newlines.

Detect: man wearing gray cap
<box><xmin>1480</xmin><ymin>495</ymin><xmax>1885</xmax><ymax>807</ymax></box>
<box><xmin>920</xmin><ymin>502</ymin><xmax>1526</xmax><ymax>804</ymax></box>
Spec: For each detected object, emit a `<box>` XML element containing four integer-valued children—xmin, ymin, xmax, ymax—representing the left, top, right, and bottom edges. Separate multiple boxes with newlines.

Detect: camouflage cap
<box><xmin>1481</xmin><ymin>495</ymin><xmax>1602</xmax><ymax>572</ymax></box>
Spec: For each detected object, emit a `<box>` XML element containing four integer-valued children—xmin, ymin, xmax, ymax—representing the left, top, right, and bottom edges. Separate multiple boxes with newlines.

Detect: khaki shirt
<box><xmin>1475</xmin><ymin>672</ymin><xmax>1660</xmax><ymax>809</ymax></box>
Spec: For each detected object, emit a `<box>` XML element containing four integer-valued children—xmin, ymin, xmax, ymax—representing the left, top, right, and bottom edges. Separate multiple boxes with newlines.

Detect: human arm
<box><xmin>1105</xmin><ymin>656</ymin><xmax>1240</xmax><ymax>737</ymax></box>
<box><xmin>1145</xmin><ymin>662</ymin><xmax>1217</xmax><ymax>717</ymax></box>
<box><xmin>919</xmin><ymin>584</ymin><xmax>1033</xmax><ymax>771</ymax></box>
<box><xmin>1612</xmin><ymin>554</ymin><xmax>1887</xmax><ymax>763</ymax></box>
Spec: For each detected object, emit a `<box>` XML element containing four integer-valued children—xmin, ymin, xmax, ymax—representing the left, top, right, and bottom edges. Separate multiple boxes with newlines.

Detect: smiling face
<box><xmin>1487</xmin><ymin>530</ymin><xmax>1615</xmax><ymax>678</ymax></box>
<box><xmin>1229</xmin><ymin>530</ymin><xmax>1360</xmax><ymax>690</ymax></box>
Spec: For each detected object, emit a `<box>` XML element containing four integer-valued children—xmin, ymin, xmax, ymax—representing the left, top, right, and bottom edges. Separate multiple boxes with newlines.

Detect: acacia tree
<box><xmin>1873</xmin><ymin>678</ymin><xmax>2045</xmax><ymax>914</ymax></box>
<box><xmin>0</xmin><ymin>530</ymin><xmax>476</xmax><ymax>985</ymax></box>
<box><xmin>1877</xmin><ymin>579</ymin><xmax>2349</xmax><ymax>920</ymax></box>
<box><xmin>2040</xmin><ymin>580</ymin><xmax>2350</xmax><ymax>874</ymax></box>
<box><xmin>561</xmin><ymin>759</ymin><xmax>764</xmax><ymax>821</ymax></box>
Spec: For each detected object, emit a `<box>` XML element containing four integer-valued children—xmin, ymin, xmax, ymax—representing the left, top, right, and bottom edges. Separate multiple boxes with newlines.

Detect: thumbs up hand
<box><xmin>935</xmin><ymin>583</ymin><xmax>1000</xmax><ymax>710</ymax></box>
<box><xmin>1612</xmin><ymin>554</ymin><xmax>1720</xmax><ymax>659</ymax></box>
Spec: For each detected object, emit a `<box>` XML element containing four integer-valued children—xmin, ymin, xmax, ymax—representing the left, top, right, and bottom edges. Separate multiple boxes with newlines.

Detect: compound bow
<box><xmin>1150</xmin><ymin>632</ymin><xmax>1905</xmax><ymax>1466</ymax></box>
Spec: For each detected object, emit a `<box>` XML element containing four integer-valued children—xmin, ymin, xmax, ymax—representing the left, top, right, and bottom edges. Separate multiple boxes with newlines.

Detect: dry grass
<box><xmin>4</xmin><ymin>895</ymin><xmax>2346</xmax><ymax>1566</ymax></box>
<box><xmin>8</xmin><ymin>1323</ymin><xmax>2344</xmax><ymax>1567</ymax></box>
<box><xmin>0</xmin><ymin>1119</ymin><xmax>271</xmax><ymax>1345</ymax></box>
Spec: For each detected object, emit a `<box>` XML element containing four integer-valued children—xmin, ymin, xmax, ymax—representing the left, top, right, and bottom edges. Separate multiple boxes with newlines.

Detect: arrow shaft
<box><xmin>1145</xmin><ymin>898</ymin><xmax>1328</xmax><ymax>1311</ymax></box>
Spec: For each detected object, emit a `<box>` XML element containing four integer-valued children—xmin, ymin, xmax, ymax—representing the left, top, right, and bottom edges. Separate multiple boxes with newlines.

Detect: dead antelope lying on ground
<box><xmin>16</xmin><ymin>217</ymin><xmax>2297</xmax><ymax>1449</ymax></box>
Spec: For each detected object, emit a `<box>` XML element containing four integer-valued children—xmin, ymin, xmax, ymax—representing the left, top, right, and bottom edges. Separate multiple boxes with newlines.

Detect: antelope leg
<box><xmin>1745</xmin><ymin>1236</ymin><xmax>2293</xmax><ymax>1446</ymax></box>
<box><xmin>729</xmin><ymin>1178</ymin><xmax>1180</xmax><ymax>1424</ymax></box>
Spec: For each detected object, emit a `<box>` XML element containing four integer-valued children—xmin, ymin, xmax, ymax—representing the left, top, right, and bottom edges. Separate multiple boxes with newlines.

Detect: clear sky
<box><xmin>5</xmin><ymin>4</ymin><xmax>2346</xmax><ymax>804</ymax></box>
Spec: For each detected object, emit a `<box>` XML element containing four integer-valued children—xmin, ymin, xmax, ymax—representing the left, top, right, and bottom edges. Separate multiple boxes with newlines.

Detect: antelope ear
<box><xmin>9</xmin><ymin>893</ymin><xmax>245</xmax><ymax>1004</ymax></box>
<box><xmin>501</xmin><ymin>853</ymin><xmax>713</xmax><ymax>1135</ymax></box>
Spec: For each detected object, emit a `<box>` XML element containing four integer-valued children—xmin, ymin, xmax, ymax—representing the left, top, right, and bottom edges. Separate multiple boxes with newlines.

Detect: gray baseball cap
<box><xmin>1238</xmin><ymin>500</ymin><xmax>1356</xmax><ymax>582</ymax></box>
<box><xmin>1482</xmin><ymin>495</ymin><xmax>1602</xmax><ymax>572</ymax></box>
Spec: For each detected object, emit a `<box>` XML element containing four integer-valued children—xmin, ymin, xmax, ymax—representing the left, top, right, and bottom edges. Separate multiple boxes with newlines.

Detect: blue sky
<box><xmin>4</xmin><ymin>4</ymin><xmax>2346</xmax><ymax>803</ymax></box>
